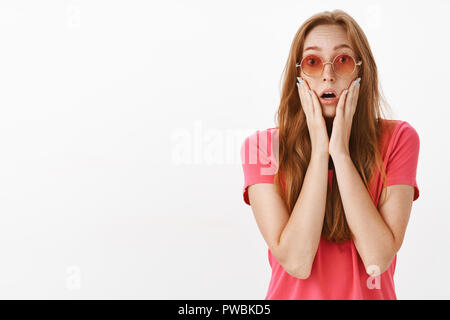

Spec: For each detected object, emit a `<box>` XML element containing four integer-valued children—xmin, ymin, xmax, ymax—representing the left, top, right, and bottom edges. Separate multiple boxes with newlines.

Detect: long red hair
<box><xmin>272</xmin><ymin>10</ymin><xmax>394</xmax><ymax>244</ymax></box>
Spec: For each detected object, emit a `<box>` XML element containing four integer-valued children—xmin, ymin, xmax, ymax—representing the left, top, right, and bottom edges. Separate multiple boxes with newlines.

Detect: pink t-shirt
<box><xmin>240</xmin><ymin>119</ymin><xmax>420</xmax><ymax>300</ymax></box>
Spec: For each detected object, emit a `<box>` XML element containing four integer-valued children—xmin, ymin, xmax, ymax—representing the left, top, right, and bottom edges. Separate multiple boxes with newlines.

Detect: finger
<box><xmin>346</xmin><ymin>77</ymin><xmax>360</xmax><ymax>118</ymax></box>
<box><xmin>300</xmin><ymin>77</ymin><xmax>318</xmax><ymax>116</ymax></box>
<box><xmin>352</xmin><ymin>78</ymin><xmax>361</xmax><ymax>113</ymax></box>
<box><xmin>343</xmin><ymin>78</ymin><xmax>357</xmax><ymax>118</ymax></box>
<box><xmin>296</xmin><ymin>79</ymin><xmax>310</xmax><ymax>113</ymax></box>
<box><xmin>336</xmin><ymin>88</ymin><xmax>348</xmax><ymax>118</ymax></box>
<box><xmin>308</xmin><ymin>88</ymin><xmax>323</xmax><ymax>116</ymax></box>
<box><xmin>297</xmin><ymin>77</ymin><xmax>314</xmax><ymax>117</ymax></box>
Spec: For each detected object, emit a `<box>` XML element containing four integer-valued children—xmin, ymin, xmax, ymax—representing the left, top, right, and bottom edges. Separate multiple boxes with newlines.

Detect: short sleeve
<box><xmin>240</xmin><ymin>129</ymin><xmax>278</xmax><ymax>206</ymax></box>
<box><xmin>385</xmin><ymin>121</ymin><xmax>420</xmax><ymax>201</ymax></box>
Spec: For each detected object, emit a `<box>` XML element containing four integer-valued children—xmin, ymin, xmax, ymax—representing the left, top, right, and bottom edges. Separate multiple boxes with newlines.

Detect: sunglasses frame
<box><xmin>295</xmin><ymin>54</ymin><xmax>362</xmax><ymax>77</ymax></box>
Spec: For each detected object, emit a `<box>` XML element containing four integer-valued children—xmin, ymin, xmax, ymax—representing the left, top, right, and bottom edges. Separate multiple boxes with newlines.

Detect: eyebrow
<box><xmin>303</xmin><ymin>44</ymin><xmax>353</xmax><ymax>52</ymax></box>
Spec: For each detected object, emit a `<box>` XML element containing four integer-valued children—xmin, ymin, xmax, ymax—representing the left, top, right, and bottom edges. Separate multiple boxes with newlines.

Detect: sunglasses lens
<box><xmin>333</xmin><ymin>54</ymin><xmax>355</xmax><ymax>75</ymax></box>
<box><xmin>300</xmin><ymin>54</ymin><xmax>356</xmax><ymax>76</ymax></box>
<box><xmin>301</xmin><ymin>55</ymin><xmax>322</xmax><ymax>76</ymax></box>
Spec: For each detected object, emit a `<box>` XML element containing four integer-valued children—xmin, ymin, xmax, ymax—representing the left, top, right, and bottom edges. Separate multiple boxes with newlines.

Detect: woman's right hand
<box><xmin>296</xmin><ymin>77</ymin><xmax>330</xmax><ymax>156</ymax></box>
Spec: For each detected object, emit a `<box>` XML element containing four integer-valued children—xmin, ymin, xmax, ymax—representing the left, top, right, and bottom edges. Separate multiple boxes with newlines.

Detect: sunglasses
<box><xmin>296</xmin><ymin>54</ymin><xmax>362</xmax><ymax>77</ymax></box>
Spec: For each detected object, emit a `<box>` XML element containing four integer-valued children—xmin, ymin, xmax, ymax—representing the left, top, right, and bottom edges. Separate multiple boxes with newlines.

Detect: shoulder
<box><xmin>241</xmin><ymin>127</ymin><xmax>278</xmax><ymax>142</ymax></box>
<box><xmin>240</xmin><ymin>127</ymin><xmax>279</xmax><ymax>154</ymax></box>
<box><xmin>378</xmin><ymin>119</ymin><xmax>421</xmax><ymax>174</ymax></box>
<box><xmin>388</xmin><ymin>120</ymin><xmax>420</xmax><ymax>147</ymax></box>
<box><xmin>379</xmin><ymin>118</ymin><xmax>418</xmax><ymax>135</ymax></box>
<box><xmin>378</xmin><ymin>119</ymin><xmax>420</xmax><ymax>150</ymax></box>
<box><xmin>240</xmin><ymin>127</ymin><xmax>279</xmax><ymax>167</ymax></box>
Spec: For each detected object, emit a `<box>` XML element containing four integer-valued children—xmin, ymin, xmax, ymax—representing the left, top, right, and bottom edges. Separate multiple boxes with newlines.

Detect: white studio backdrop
<box><xmin>0</xmin><ymin>0</ymin><xmax>448</xmax><ymax>299</ymax></box>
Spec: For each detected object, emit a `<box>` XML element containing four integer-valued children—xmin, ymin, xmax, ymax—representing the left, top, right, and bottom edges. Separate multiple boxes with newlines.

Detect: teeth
<box><xmin>321</xmin><ymin>91</ymin><xmax>336</xmax><ymax>98</ymax></box>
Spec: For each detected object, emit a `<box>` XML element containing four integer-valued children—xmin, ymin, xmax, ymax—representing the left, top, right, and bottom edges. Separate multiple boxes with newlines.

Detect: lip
<box><xmin>319</xmin><ymin>88</ymin><xmax>338</xmax><ymax>98</ymax></box>
<box><xmin>320</xmin><ymin>96</ymin><xmax>339</xmax><ymax>105</ymax></box>
<box><xmin>319</xmin><ymin>88</ymin><xmax>339</xmax><ymax>105</ymax></box>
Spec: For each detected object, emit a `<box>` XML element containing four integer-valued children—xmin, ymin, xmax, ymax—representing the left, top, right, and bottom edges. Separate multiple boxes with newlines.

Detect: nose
<box><xmin>322</xmin><ymin>62</ymin><xmax>335</xmax><ymax>82</ymax></box>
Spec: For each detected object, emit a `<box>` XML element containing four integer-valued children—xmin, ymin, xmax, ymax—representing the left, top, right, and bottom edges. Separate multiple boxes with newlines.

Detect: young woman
<box><xmin>240</xmin><ymin>10</ymin><xmax>420</xmax><ymax>300</ymax></box>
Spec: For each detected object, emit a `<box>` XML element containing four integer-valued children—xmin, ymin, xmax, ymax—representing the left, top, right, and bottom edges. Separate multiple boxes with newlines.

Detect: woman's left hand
<box><xmin>329</xmin><ymin>77</ymin><xmax>361</xmax><ymax>158</ymax></box>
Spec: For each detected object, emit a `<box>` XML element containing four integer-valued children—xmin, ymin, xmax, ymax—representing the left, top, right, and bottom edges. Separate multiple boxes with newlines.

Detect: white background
<box><xmin>0</xmin><ymin>0</ymin><xmax>448</xmax><ymax>299</ymax></box>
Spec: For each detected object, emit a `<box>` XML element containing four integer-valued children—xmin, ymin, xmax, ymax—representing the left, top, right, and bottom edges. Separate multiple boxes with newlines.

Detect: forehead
<box><xmin>303</xmin><ymin>24</ymin><xmax>352</xmax><ymax>52</ymax></box>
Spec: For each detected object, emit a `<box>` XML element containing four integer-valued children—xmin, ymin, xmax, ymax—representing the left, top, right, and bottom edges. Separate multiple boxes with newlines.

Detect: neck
<box><xmin>325</xmin><ymin>117</ymin><xmax>333</xmax><ymax>137</ymax></box>
<box><xmin>325</xmin><ymin>117</ymin><xmax>334</xmax><ymax>170</ymax></box>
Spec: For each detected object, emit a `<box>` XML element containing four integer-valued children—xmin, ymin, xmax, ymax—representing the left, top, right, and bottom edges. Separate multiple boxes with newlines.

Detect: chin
<box><xmin>321</xmin><ymin>104</ymin><xmax>336</xmax><ymax>118</ymax></box>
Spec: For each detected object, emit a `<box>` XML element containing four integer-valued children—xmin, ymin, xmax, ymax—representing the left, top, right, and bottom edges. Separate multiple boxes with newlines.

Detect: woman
<box><xmin>240</xmin><ymin>10</ymin><xmax>420</xmax><ymax>300</ymax></box>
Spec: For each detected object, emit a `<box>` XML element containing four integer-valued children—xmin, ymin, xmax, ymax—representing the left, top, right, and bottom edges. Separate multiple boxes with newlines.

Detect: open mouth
<box><xmin>320</xmin><ymin>92</ymin><xmax>337</xmax><ymax>99</ymax></box>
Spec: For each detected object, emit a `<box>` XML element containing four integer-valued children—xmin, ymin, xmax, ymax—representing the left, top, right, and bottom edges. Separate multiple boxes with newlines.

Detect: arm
<box><xmin>248</xmin><ymin>152</ymin><xmax>329</xmax><ymax>279</ymax></box>
<box><xmin>332</xmin><ymin>154</ymin><xmax>414</xmax><ymax>276</ymax></box>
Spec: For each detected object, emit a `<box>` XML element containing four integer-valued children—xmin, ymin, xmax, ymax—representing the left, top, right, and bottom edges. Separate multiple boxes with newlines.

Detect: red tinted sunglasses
<box><xmin>296</xmin><ymin>54</ymin><xmax>362</xmax><ymax>77</ymax></box>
